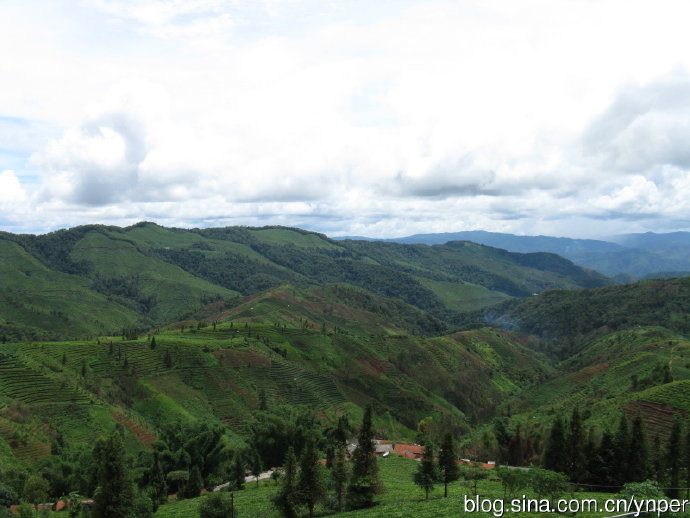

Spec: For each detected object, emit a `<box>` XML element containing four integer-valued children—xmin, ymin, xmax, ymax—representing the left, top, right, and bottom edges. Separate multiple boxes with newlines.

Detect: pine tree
<box><xmin>565</xmin><ymin>408</ymin><xmax>586</xmax><ymax>482</ymax></box>
<box><xmin>628</xmin><ymin>415</ymin><xmax>649</xmax><ymax>483</ymax></box>
<box><xmin>666</xmin><ymin>414</ymin><xmax>682</xmax><ymax>498</ymax></box>
<box><xmin>331</xmin><ymin>444</ymin><xmax>349</xmax><ymax>512</ymax></box>
<box><xmin>297</xmin><ymin>439</ymin><xmax>325</xmax><ymax>518</ymax></box>
<box><xmin>230</xmin><ymin>454</ymin><xmax>245</xmax><ymax>491</ymax></box>
<box><xmin>593</xmin><ymin>430</ymin><xmax>616</xmax><ymax>488</ymax></box>
<box><xmin>164</xmin><ymin>349</ymin><xmax>173</xmax><ymax>368</ymax></box>
<box><xmin>613</xmin><ymin>414</ymin><xmax>630</xmax><ymax>484</ymax></box>
<box><xmin>182</xmin><ymin>465</ymin><xmax>203</xmax><ymax>499</ymax></box>
<box><xmin>274</xmin><ymin>447</ymin><xmax>298</xmax><ymax>518</ymax></box>
<box><xmin>346</xmin><ymin>406</ymin><xmax>381</xmax><ymax>509</ymax></box>
<box><xmin>651</xmin><ymin>435</ymin><xmax>662</xmax><ymax>483</ymax></box>
<box><xmin>685</xmin><ymin>421</ymin><xmax>690</xmax><ymax>499</ymax></box>
<box><xmin>148</xmin><ymin>451</ymin><xmax>167</xmax><ymax>510</ymax></box>
<box><xmin>438</xmin><ymin>432</ymin><xmax>460</xmax><ymax>497</ymax></box>
<box><xmin>250</xmin><ymin>449</ymin><xmax>263</xmax><ymax>487</ymax></box>
<box><xmin>414</xmin><ymin>442</ymin><xmax>438</xmax><ymax>500</ymax></box>
<box><xmin>507</xmin><ymin>425</ymin><xmax>523</xmax><ymax>466</ymax></box>
<box><xmin>543</xmin><ymin>416</ymin><xmax>567</xmax><ymax>473</ymax></box>
<box><xmin>258</xmin><ymin>389</ymin><xmax>268</xmax><ymax>411</ymax></box>
<box><xmin>92</xmin><ymin>432</ymin><xmax>135</xmax><ymax>518</ymax></box>
<box><xmin>150</xmin><ymin>336</ymin><xmax>156</xmax><ymax>350</ymax></box>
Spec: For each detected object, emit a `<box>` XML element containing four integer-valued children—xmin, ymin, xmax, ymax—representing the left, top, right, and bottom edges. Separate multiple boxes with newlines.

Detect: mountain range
<box><xmin>338</xmin><ymin>229</ymin><xmax>690</xmax><ymax>278</ymax></box>
<box><xmin>2</xmin><ymin>222</ymin><xmax>690</xmax><ymax>495</ymax></box>
<box><xmin>0</xmin><ymin>222</ymin><xmax>608</xmax><ymax>341</ymax></box>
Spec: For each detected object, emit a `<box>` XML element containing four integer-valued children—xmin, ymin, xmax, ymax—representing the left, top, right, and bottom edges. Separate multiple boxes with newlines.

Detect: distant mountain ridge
<box><xmin>336</xmin><ymin>230</ymin><xmax>690</xmax><ymax>278</ymax></box>
<box><xmin>0</xmin><ymin>222</ymin><xmax>608</xmax><ymax>341</ymax></box>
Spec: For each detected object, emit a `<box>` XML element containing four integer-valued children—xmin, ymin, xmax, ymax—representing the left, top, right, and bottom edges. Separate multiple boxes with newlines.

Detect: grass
<box><xmin>71</xmin><ymin>230</ymin><xmax>238</xmax><ymax>324</ymax></box>
<box><xmin>419</xmin><ymin>278</ymin><xmax>510</xmax><ymax>312</ymax></box>
<box><xmin>0</xmin><ymin>238</ymin><xmax>140</xmax><ymax>338</ymax></box>
<box><xmin>0</xmin><ymin>316</ymin><xmax>554</xmax><ymax>474</ymax></box>
<box><xmin>249</xmin><ymin>228</ymin><xmax>340</xmax><ymax>249</ymax></box>
<box><xmin>155</xmin><ymin>456</ymin><xmax>622</xmax><ymax>518</ymax></box>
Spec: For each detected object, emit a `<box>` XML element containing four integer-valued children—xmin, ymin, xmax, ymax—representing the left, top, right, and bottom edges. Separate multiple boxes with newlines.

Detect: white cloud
<box><xmin>5</xmin><ymin>0</ymin><xmax>690</xmax><ymax>237</ymax></box>
<box><xmin>0</xmin><ymin>171</ymin><xmax>26</xmax><ymax>203</ymax></box>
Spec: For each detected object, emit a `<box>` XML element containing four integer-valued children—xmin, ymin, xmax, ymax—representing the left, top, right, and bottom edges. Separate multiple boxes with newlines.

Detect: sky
<box><xmin>3</xmin><ymin>0</ymin><xmax>690</xmax><ymax>238</ymax></box>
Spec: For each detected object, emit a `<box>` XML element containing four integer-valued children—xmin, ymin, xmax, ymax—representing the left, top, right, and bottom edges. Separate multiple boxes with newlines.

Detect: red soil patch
<box><xmin>623</xmin><ymin>401</ymin><xmax>687</xmax><ymax>440</ymax></box>
<box><xmin>213</xmin><ymin>369</ymin><xmax>251</xmax><ymax>399</ymax></box>
<box><xmin>357</xmin><ymin>358</ymin><xmax>387</xmax><ymax>378</ymax></box>
<box><xmin>570</xmin><ymin>362</ymin><xmax>609</xmax><ymax>383</ymax></box>
<box><xmin>111</xmin><ymin>412</ymin><xmax>156</xmax><ymax>448</ymax></box>
<box><xmin>213</xmin><ymin>349</ymin><xmax>272</xmax><ymax>368</ymax></box>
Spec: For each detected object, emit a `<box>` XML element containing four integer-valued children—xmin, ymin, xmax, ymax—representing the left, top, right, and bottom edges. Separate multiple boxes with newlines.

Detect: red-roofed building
<box><xmin>393</xmin><ymin>443</ymin><xmax>424</xmax><ymax>459</ymax></box>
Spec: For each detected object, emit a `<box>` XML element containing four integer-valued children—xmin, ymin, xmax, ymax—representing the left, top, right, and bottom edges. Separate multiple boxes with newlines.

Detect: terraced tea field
<box><xmin>0</xmin><ymin>352</ymin><xmax>90</xmax><ymax>405</ymax></box>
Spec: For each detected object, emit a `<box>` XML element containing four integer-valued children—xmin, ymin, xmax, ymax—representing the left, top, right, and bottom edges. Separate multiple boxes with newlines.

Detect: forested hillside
<box><xmin>0</xmin><ymin>222</ymin><xmax>609</xmax><ymax>341</ymax></box>
<box><xmin>4</xmin><ymin>222</ymin><xmax>690</xmax><ymax>518</ymax></box>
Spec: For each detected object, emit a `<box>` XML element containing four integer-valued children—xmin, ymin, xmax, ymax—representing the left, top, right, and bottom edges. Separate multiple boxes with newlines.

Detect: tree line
<box><xmin>543</xmin><ymin>408</ymin><xmax>690</xmax><ymax>496</ymax></box>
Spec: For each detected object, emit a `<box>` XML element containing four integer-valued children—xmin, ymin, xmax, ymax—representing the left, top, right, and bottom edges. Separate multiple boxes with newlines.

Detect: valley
<box><xmin>0</xmin><ymin>223</ymin><xmax>688</xmax><ymax>517</ymax></box>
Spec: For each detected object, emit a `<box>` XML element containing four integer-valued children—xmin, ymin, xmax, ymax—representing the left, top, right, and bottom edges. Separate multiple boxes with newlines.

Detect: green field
<box><xmin>155</xmin><ymin>456</ymin><xmax>622</xmax><ymax>518</ymax></box>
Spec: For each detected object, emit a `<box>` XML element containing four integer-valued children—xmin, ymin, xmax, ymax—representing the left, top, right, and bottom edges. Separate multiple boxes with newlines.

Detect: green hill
<box><xmin>494</xmin><ymin>326</ymin><xmax>690</xmax><ymax>441</ymax></box>
<box><xmin>481</xmin><ymin>276</ymin><xmax>690</xmax><ymax>359</ymax></box>
<box><xmin>0</xmin><ymin>238</ymin><xmax>140</xmax><ymax>340</ymax></box>
<box><xmin>0</xmin><ymin>284</ymin><xmax>552</xmax><ymax>472</ymax></box>
<box><xmin>0</xmin><ymin>222</ymin><xmax>610</xmax><ymax>341</ymax></box>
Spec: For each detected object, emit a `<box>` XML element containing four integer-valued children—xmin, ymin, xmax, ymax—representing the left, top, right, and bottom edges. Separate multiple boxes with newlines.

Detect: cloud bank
<box><xmin>4</xmin><ymin>0</ymin><xmax>690</xmax><ymax>237</ymax></box>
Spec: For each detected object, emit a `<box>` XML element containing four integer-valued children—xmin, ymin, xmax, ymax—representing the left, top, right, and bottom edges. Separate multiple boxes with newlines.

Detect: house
<box><xmin>374</xmin><ymin>443</ymin><xmax>394</xmax><ymax>456</ymax></box>
<box><xmin>393</xmin><ymin>443</ymin><xmax>424</xmax><ymax>459</ymax></box>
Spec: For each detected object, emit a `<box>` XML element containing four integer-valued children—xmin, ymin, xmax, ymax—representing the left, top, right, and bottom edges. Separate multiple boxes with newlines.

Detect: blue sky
<box><xmin>3</xmin><ymin>0</ymin><xmax>690</xmax><ymax>238</ymax></box>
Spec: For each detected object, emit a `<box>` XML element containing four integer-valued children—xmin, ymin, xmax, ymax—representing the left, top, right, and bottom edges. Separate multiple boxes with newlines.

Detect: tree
<box><xmin>496</xmin><ymin>467</ymin><xmax>530</xmax><ymax>499</ymax></box>
<box><xmin>64</xmin><ymin>491</ymin><xmax>83</xmax><ymax>518</ymax></box>
<box><xmin>297</xmin><ymin>439</ymin><xmax>325</xmax><ymax>518</ymax></box>
<box><xmin>181</xmin><ymin>465</ymin><xmax>204</xmax><ymax>499</ymax></box>
<box><xmin>92</xmin><ymin>432</ymin><xmax>135</xmax><ymax>518</ymax></box>
<box><xmin>132</xmin><ymin>492</ymin><xmax>153</xmax><ymax>518</ymax></box>
<box><xmin>331</xmin><ymin>444</ymin><xmax>349</xmax><ymax>512</ymax></box>
<box><xmin>651</xmin><ymin>435</ymin><xmax>662</xmax><ymax>483</ymax></box>
<box><xmin>613</xmin><ymin>414</ymin><xmax>630</xmax><ymax>484</ymax></box>
<box><xmin>163</xmin><ymin>349</ymin><xmax>173</xmax><ymax>368</ymax></box>
<box><xmin>460</xmin><ymin>465</ymin><xmax>488</xmax><ymax>495</ymax></box>
<box><xmin>258</xmin><ymin>389</ymin><xmax>268</xmax><ymax>411</ymax></box>
<box><xmin>273</xmin><ymin>447</ymin><xmax>298</xmax><ymax>518</ymax></box>
<box><xmin>149</xmin><ymin>336</ymin><xmax>156</xmax><ymax>350</ymax></box>
<box><xmin>628</xmin><ymin>415</ymin><xmax>649</xmax><ymax>483</ymax></box>
<box><xmin>148</xmin><ymin>451</ymin><xmax>167</xmax><ymax>510</ymax></box>
<box><xmin>666</xmin><ymin>414</ymin><xmax>682</xmax><ymax>498</ymax></box>
<box><xmin>346</xmin><ymin>406</ymin><xmax>381</xmax><ymax>510</ymax></box>
<box><xmin>21</xmin><ymin>474</ymin><xmax>50</xmax><ymax>511</ymax></box>
<box><xmin>565</xmin><ymin>408</ymin><xmax>586</xmax><ymax>482</ymax></box>
<box><xmin>0</xmin><ymin>482</ymin><xmax>18</xmax><ymax>507</ymax></box>
<box><xmin>229</xmin><ymin>454</ymin><xmax>245</xmax><ymax>491</ymax></box>
<box><xmin>199</xmin><ymin>492</ymin><xmax>235</xmax><ymax>518</ymax></box>
<box><xmin>685</xmin><ymin>420</ymin><xmax>690</xmax><ymax>499</ymax></box>
<box><xmin>414</xmin><ymin>442</ymin><xmax>438</xmax><ymax>500</ymax></box>
<box><xmin>542</xmin><ymin>416</ymin><xmax>567</xmax><ymax>473</ymax></box>
<box><xmin>438</xmin><ymin>432</ymin><xmax>459</xmax><ymax>497</ymax></box>
<box><xmin>592</xmin><ymin>430</ymin><xmax>617</xmax><ymax>488</ymax></box>
<box><xmin>528</xmin><ymin>468</ymin><xmax>569</xmax><ymax>503</ymax></box>
<box><xmin>250</xmin><ymin>449</ymin><xmax>263</xmax><ymax>488</ymax></box>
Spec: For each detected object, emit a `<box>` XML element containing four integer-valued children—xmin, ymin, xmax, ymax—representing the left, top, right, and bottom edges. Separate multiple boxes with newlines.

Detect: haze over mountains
<box><xmin>337</xmin><ymin>230</ymin><xmax>690</xmax><ymax>278</ymax></box>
